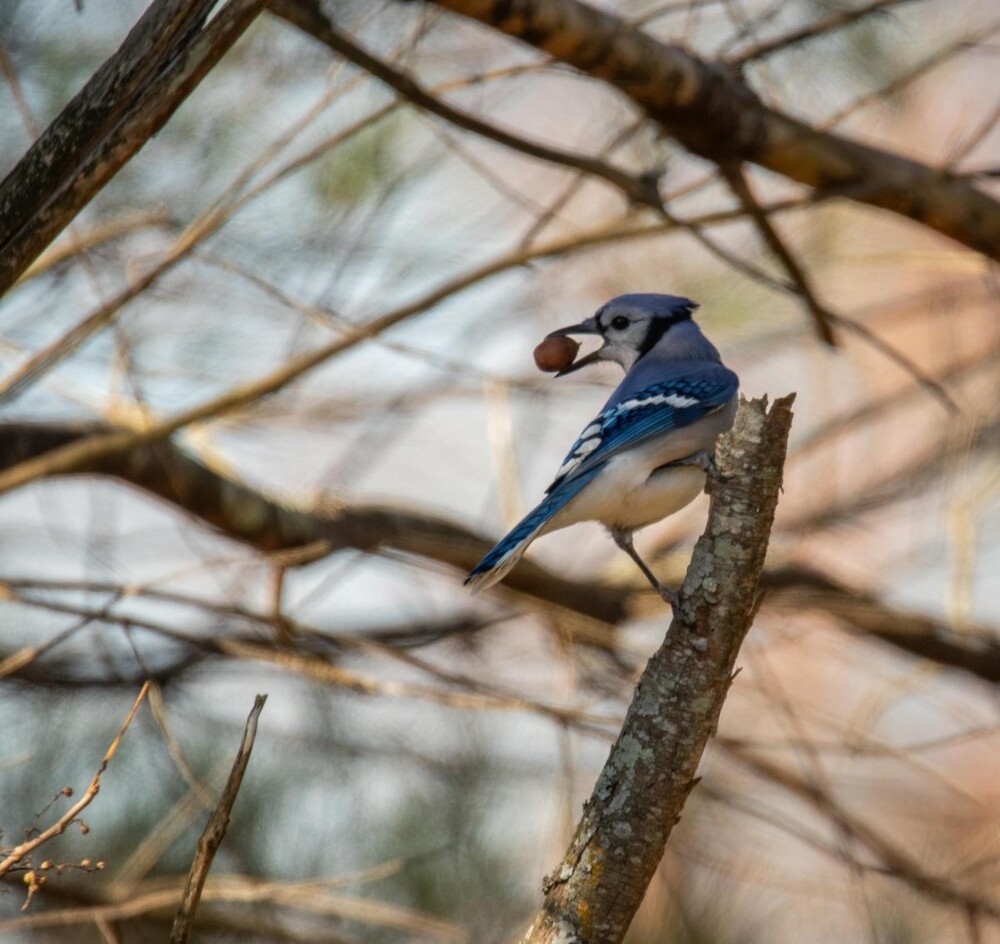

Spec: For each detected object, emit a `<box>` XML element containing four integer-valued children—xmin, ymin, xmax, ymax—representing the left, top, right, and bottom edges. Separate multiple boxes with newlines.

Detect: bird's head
<box><xmin>547</xmin><ymin>293</ymin><xmax>699</xmax><ymax>375</ymax></box>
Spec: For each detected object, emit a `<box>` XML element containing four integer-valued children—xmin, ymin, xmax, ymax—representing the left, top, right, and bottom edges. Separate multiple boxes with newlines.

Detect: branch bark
<box><xmin>522</xmin><ymin>394</ymin><xmax>794</xmax><ymax>943</ymax></box>
<box><xmin>169</xmin><ymin>694</ymin><xmax>267</xmax><ymax>944</ymax></box>
<box><xmin>423</xmin><ymin>0</ymin><xmax>1000</xmax><ymax>259</ymax></box>
<box><xmin>0</xmin><ymin>0</ymin><xmax>267</xmax><ymax>299</ymax></box>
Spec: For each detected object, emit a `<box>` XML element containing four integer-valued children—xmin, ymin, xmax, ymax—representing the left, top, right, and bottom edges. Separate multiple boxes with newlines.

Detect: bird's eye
<box><xmin>610</xmin><ymin>316</ymin><xmax>630</xmax><ymax>331</ymax></box>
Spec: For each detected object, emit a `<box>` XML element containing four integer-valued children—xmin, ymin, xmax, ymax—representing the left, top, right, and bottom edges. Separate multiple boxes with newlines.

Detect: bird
<box><xmin>465</xmin><ymin>293</ymin><xmax>739</xmax><ymax>608</ymax></box>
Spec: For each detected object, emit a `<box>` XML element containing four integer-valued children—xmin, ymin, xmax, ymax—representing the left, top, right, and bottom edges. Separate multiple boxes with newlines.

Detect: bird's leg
<box><xmin>669</xmin><ymin>450</ymin><xmax>721</xmax><ymax>481</ymax></box>
<box><xmin>610</xmin><ymin>528</ymin><xmax>679</xmax><ymax>611</ymax></box>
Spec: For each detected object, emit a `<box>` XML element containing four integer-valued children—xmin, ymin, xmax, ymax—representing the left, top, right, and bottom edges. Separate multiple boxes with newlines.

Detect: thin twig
<box><xmin>169</xmin><ymin>694</ymin><xmax>267</xmax><ymax>944</ymax></box>
<box><xmin>721</xmin><ymin>161</ymin><xmax>961</xmax><ymax>409</ymax></box>
<box><xmin>0</xmin><ymin>0</ymin><xmax>267</xmax><ymax>299</ymax></box>
<box><xmin>427</xmin><ymin>0</ymin><xmax>1000</xmax><ymax>258</ymax></box>
<box><xmin>732</xmin><ymin>0</ymin><xmax>921</xmax><ymax>65</ymax></box>
<box><xmin>269</xmin><ymin>0</ymin><xmax>664</xmax><ymax>211</ymax></box>
<box><xmin>0</xmin><ymin>682</ymin><xmax>150</xmax><ymax>879</ymax></box>
<box><xmin>721</xmin><ymin>161</ymin><xmax>837</xmax><ymax>345</ymax></box>
<box><xmin>821</xmin><ymin>17</ymin><xmax>1000</xmax><ymax>129</ymax></box>
<box><xmin>726</xmin><ymin>746</ymin><xmax>1000</xmax><ymax>921</ymax></box>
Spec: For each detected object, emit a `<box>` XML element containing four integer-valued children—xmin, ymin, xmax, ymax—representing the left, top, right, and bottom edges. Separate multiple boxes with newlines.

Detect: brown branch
<box><xmin>1</xmin><ymin>870</ymin><xmax>465</xmax><ymax>942</ymax></box>
<box><xmin>0</xmin><ymin>219</ymin><xmax>677</xmax><ymax>496</ymax></box>
<box><xmin>0</xmin><ymin>420</ymin><xmax>628</xmax><ymax>624</ymax></box>
<box><xmin>764</xmin><ymin>566</ymin><xmax>1000</xmax><ymax>685</ymax></box>
<box><xmin>268</xmin><ymin>0</ymin><xmax>663</xmax><ymax>210</ymax></box>
<box><xmin>726</xmin><ymin>746</ymin><xmax>1000</xmax><ymax>922</ymax></box>
<box><xmin>269</xmin><ymin>0</ymin><xmax>836</xmax><ymax>312</ymax></box>
<box><xmin>169</xmin><ymin>694</ymin><xmax>267</xmax><ymax>944</ymax></box>
<box><xmin>521</xmin><ymin>395</ymin><xmax>794</xmax><ymax>943</ymax></box>
<box><xmin>0</xmin><ymin>0</ymin><xmax>267</xmax><ymax>300</ymax></box>
<box><xmin>781</xmin><ymin>414</ymin><xmax>1000</xmax><ymax>534</ymax></box>
<box><xmin>423</xmin><ymin>0</ymin><xmax>1000</xmax><ymax>259</ymax></box>
<box><xmin>0</xmin><ymin>584</ymin><xmax>623</xmax><ymax>731</ymax></box>
<box><xmin>0</xmin><ymin>682</ymin><xmax>150</xmax><ymax>880</ymax></box>
<box><xmin>16</xmin><ymin>207</ymin><xmax>173</xmax><ymax>285</ymax></box>
<box><xmin>791</xmin><ymin>343</ymin><xmax>997</xmax><ymax>461</ymax></box>
<box><xmin>719</xmin><ymin>163</ymin><xmax>960</xmax><ymax>411</ymax></box>
<box><xmin>720</xmin><ymin>161</ymin><xmax>837</xmax><ymax>345</ymax></box>
<box><xmin>3</xmin><ymin>421</ymin><xmax>999</xmax><ymax>686</ymax></box>
<box><xmin>0</xmin><ymin>100</ymin><xmax>396</xmax><ymax>408</ymax></box>
<box><xmin>0</xmin><ymin>0</ymin><xmax>210</xmax><ymax>255</ymax></box>
<box><xmin>820</xmin><ymin>18</ymin><xmax>1000</xmax><ymax>129</ymax></box>
<box><xmin>276</xmin><ymin>0</ymin><xmax>981</xmax><ymax>394</ymax></box>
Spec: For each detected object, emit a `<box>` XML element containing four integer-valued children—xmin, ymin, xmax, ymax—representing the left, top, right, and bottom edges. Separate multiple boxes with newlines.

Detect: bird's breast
<box><xmin>547</xmin><ymin>444</ymin><xmax>706</xmax><ymax>533</ymax></box>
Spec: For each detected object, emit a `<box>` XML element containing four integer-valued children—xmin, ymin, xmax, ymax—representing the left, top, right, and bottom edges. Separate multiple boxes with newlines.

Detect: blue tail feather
<box><xmin>465</xmin><ymin>467</ymin><xmax>600</xmax><ymax>592</ymax></box>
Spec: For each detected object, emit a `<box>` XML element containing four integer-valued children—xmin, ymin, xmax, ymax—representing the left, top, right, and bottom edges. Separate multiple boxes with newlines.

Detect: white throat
<box><xmin>603</xmin><ymin>343</ymin><xmax>641</xmax><ymax>371</ymax></box>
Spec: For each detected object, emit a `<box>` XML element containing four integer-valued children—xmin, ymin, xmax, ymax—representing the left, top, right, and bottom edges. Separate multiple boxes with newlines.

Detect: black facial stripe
<box><xmin>637</xmin><ymin>307</ymin><xmax>694</xmax><ymax>358</ymax></box>
<box><xmin>637</xmin><ymin>318</ymin><xmax>669</xmax><ymax>357</ymax></box>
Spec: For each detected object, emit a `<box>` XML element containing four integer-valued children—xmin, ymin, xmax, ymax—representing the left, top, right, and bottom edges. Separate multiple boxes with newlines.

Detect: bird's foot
<box><xmin>658</xmin><ymin>585</ymin><xmax>680</xmax><ymax>612</ymax></box>
<box><xmin>672</xmin><ymin>451</ymin><xmax>723</xmax><ymax>482</ymax></box>
<box><xmin>611</xmin><ymin>528</ymin><xmax>679</xmax><ymax>610</ymax></box>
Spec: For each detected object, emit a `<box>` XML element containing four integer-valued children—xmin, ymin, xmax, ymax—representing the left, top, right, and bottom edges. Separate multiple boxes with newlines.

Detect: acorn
<box><xmin>533</xmin><ymin>335</ymin><xmax>580</xmax><ymax>373</ymax></box>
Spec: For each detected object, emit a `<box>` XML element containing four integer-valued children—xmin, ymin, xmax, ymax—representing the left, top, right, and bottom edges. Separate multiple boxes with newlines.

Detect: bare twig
<box><xmin>0</xmin><ymin>219</ymin><xmax>672</xmax><ymax>496</ymax></box>
<box><xmin>0</xmin><ymin>682</ymin><xmax>150</xmax><ymax>879</ymax></box>
<box><xmin>2</xmin><ymin>870</ymin><xmax>467</xmax><ymax>941</ymax></box>
<box><xmin>269</xmin><ymin>0</ymin><xmax>664</xmax><ymax>211</ymax></box>
<box><xmin>426</xmin><ymin>0</ymin><xmax>1000</xmax><ymax>258</ymax></box>
<box><xmin>721</xmin><ymin>161</ymin><xmax>837</xmax><ymax>345</ymax></box>
<box><xmin>726</xmin><ymin>746</ymin><xmax>1000</xmax><ymax>921</ymax></box>
<box><xmin>169</xmin><ymin>694</ymin><xmax>267</xmax><ymax>944</ymax></box>
<box><xmin>268</xmin><ymin>0</ymin><xmax>854</xmax><ymax>312</ymax></box>
<box><xmin>731</xmin><ymin>0</ymin><xmax>921</xmax><ymax>65</ymax></box>
<box><xmin>821</xmin><ymin>17</ymin><xmax>1000</xmax><ymax>129</ymax></box>
<box><xmin>720</xmin><ymin>163</ymin><xmax>961</xmax><ymax>411</ymax></box>
<box><xmin>3</xmin><ymin>422</ymin><xmax>999</xmax><ymax>684</ymax></box>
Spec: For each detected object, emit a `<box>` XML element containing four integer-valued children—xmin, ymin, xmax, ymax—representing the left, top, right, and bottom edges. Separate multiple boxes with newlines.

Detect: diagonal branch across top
<box><xmin>421</xmin><ymin>0</ymin><xmax>1000</xmax><ymax>258</ymax></box>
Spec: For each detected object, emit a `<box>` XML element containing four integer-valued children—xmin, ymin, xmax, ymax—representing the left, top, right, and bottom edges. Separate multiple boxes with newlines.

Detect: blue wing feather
<box><xmin>546</xmin><ymin>365</ymin><xmax>738</xmax><ymax>493</ymax></box>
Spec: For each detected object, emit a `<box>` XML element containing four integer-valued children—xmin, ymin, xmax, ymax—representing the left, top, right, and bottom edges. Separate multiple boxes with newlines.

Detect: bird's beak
<box><xmin>546</xmin><ymin>317</ymin><xmax>604</xmax><ymax>376</ymax></box>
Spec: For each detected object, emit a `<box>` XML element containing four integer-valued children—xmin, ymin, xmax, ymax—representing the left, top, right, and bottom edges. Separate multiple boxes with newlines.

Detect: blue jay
<box><xmin>465</xmin><ymin>293</ymin><xmax>738</xmax><ymax>607</ymax></box>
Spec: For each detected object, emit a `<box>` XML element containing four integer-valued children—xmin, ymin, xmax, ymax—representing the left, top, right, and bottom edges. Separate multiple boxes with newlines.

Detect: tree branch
<box><xmin>422</xmin><ymin>0</ymin><xmax>1000</xmax><ymax>258</ymax></box>
<box><xmin>726</xmin><ymin>746</ymin><xmax>1000</xmax><ymax>921</ymax></box>
<box><xmin>720</xmin><ymin>161</ymin><xmax>837</xmax><ymax>345</ymax></box>
<box><xmin>0</xmin><ymin>0</ymin><xmax>267</xmax><ymax>300</ymax></box>
<box><xmin>0</xmin><ymin>683</ymin><xmax>149</xmax><ymax>882</ymax></box>
<box><xmin>521</xmin><ymin>394</ymin><xmax>794</xmax><ymax>943</ymax></box>
<box><xmin>764</xmin><ymin>567</ymin><xmax>1000</xmax><ymax>685</ymax></box>
<box><xmin>268</xmin><ymin>0</ymin><xmax>663</xmax><ymax>210</ymax></box>
<box><xmin>169</xmin><ymin>694</ymin><xmax>267</xmax><ymax>944</ymax></box>
<box><xmin>731</xmin><ymin>0</ymin><xmax>922</xmax><ymax>66</ymax></box>
<box><xmin>2</xmin><ymin>420</ymin><xmax>998</xmax><ymax>685</ymax></box>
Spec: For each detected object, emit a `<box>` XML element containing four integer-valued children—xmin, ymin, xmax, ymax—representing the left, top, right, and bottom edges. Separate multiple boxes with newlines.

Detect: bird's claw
<box><xmin>671</xmin><ymin>451</ymin><xmax>723</xmax><ymax>482</ymax></box>
<box><xmin>658</xmin><ymin>586</ymin><xmax>680</xmax><ymax>611</ymax></box>
<box><xmin>696</xmin><ymin>453</ymin><xmax>723</xmax><ymax>481</ymax></box>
